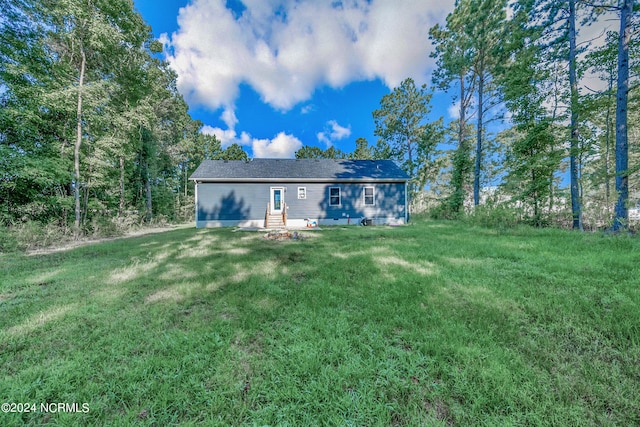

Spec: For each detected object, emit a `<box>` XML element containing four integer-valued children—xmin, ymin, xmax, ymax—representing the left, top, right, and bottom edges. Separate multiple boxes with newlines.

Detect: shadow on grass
<box><xmin>1</xmin><ymin>222</ymin><xmax>639</xmax><ymax>425</ymax></box>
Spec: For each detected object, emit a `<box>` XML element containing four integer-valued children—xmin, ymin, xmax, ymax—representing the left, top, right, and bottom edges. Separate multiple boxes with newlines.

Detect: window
<box><xmin>298</xmin><ymin>187</ymin><xmax>307</xmax><ymax>199</ymax></box>
<box><xmin>363</xmin><ymin>186</ymin><xmax>375</xmax><ymax>206</ymax></box>
<box><xmin>329</xmin><ymin>187</ymin><xmax>341</xmax><ymax>206</ymax></box>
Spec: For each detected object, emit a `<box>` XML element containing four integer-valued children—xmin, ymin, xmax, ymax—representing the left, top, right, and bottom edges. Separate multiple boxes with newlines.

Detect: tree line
<box><xmin>330</xmin><ymin>0</ymin><xmax>638</xmax><ymax>230</ymax></box>
<box><xmin>1</xmin><ymin>0</ymin><xmax>638</xmax><ymax>243</ymax></box>
<box><xmin>0</xmin><ymin>0</ymin><xmax>249</xmax><ymax>239</ymax></box>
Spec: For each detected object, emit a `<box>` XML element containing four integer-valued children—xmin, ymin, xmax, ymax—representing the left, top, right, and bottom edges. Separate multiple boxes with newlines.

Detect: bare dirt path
<box><xmin>27</xmin><ymin>224</ymin><xmax>190</xmax><ymax>256</ymax></box>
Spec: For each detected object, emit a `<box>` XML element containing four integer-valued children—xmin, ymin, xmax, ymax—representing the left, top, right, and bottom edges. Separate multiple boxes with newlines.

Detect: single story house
<box><xmin>189</xmin><ymin>159</ymin><xmax>410</xmax><ymax>228</ymax></box>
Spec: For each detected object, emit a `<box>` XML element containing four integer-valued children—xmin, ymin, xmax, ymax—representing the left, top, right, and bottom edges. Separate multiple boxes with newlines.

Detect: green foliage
<box><xmin>296</xmin><ymin>137</ymin><xmax>377</xmax><ymax>161</ymax></box>
<box><xmin>430</xmin><ymin>0</ymin><xmax>507</xmax><ymax>207</ymax></box>
<box><xmin>222</xmin><ymin>143</ymin><xmax>249</xmax><ymax>161</ymax></box>
<box><xmin>445</xmin><ymin>121</ymin><xmax>475</xmax><ymax>216</ymax></box>
<box><xmin>0</xmin><ymin>226</ymin><xmax>19</xmax><ymax>254</ymax></box>
<box><xmin>373</xmin><ymin>139</ymin><xmax>393</xmax><ymax>160</ymax></box>
<box><xmin>11</xmin><ymin>220</ymin><xmax>72</xmax><ymax>251</ymax></box>
<box><xmin>495</xmin><ymin>1</ymin><xmax>565</xmax><ymax>227</ymax></box>
<box><xmin>463</xmin><ymin>204</ymin><xmax>523</xmax><ymax>230</ymax></box>
<box><xmin>349</xmin><ymin>137</ymin><xmax>374</xmax><ymax>160</ymax></box>
<box><xmin>373</xmin><ymin>78</ymin><xmax>444</xmax><ymax>196</ymax></box>
<box><xmin>0</xmin><ymin>0</ymin><xmax>198</xmax><ymax>234</ymax></box>
<box><xmin>503</xmin><ymin>120</ymin><xmax>563</xmax><ymax>226</ymax></box>
<box><xmin>295</xmin><ymin>145</ymin><xmax>347</xmax><ymax>159</ymax></box>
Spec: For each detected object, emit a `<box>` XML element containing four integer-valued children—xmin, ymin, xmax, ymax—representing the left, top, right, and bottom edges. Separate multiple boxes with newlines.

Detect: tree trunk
<box><xmin>568</xmin><ymin>0</ymin><xmax>582</xmax><ymax>230</ymax></box>
<box><xmin>459</xmin><ymin>74</ymin><xmax>466</xmax><ymax>161</ymax></box>
<box><xmin>452</xmin><ymin>72</ymin><xmax>468</xmax><ymax>214</ymax></box>
<box><xmin>119</xmin><ymin>156</ymin><xmax>125</xmax><ymax>217</ymax></box>
<box><xmin>612</xmin><ymin>0</ymin><xmax>632</xmax><ymax>232</ymax></box>
<box><xmin>605</xmin><ymin>72</ymin><xmax>614</xmax><ymax>212</ymax></box>
<box><xmin>474</xmin><ymin>65</ymin><xmax>484</xmax><ymax>206</ymax></box>
<box><xmin>145</xmin><ymin>161</ymin><xmax>152</xmax><ymax>222</ymax></box>
<box><xmin>184</xmin><ymin>161</ymin><xmax>188</xmax><ymax>198</ymax></box>
<box><xmin>74</xmin><ymin>48</ymin><xmax>86</xmax><ymax>238</ymax></box>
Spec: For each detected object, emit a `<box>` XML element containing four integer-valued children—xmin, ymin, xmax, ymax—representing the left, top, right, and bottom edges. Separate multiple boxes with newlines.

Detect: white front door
<box><xmin>270</xmin><ymin>187</ymin><xmax>284</xmax><ymax>214</ymax></box>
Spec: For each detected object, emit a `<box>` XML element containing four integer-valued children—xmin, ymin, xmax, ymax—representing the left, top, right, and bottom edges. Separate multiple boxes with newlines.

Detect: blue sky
<box><xmin>131</xmin><ymin>0</ymin><xmax>455</xmax><ymax>158</ymax></box>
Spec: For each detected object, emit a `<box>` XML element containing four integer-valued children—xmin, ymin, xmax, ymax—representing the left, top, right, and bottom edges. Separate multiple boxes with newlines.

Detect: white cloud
<box><xmin>220</xmin><ymin>107</ymin><xmax>238</xmax><ymax>129</ymax></box>
<box><xmin>317</xmin><ymin>131</ymin><xmax>331</xmax><ymax>147</ymax></box>
<box><xmin>300</xmin><ymin>103</ymin><xmax>315</xmax><ymax>114</ymax></box>
<box><xmin>252</xmin><ymin>132</ymin><xmax>303</xmax><ymax>158</ymax></box>
<box><xmin>201</xmin><ymin>123</ymin><xmax>251</xmax><ymax>147</ymax></box>
<box><xmin>201</xmin><ymin>123</ymin><xmax>301</xmax><ymax>158</ymax></box>
<box><xmin>447</xmin><ymin>100</ymin><xmax>460</xmax><ymax>120</ymax></box>
<box><xmin>317</xmin><ymin>119</ymin><xmax>352</xmax><ymax>146</ymax></box>
<box><xmin>328</xmin><ymin>120</ymin><xmax>351</xmax><ymax>140</ymax></box>
<box><xmin>163</xmin><ymin>0</ymin><xmax>451</xmax><ymax>111</ymax></box>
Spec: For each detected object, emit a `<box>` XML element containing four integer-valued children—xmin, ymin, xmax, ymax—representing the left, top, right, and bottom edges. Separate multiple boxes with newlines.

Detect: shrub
<box><xmin>0</xmin><ymin>225</ymin><xmax>19</xmax><ymax>254</ymax></box>
<box><xmin>428</xmin><ymin>201</ymin><xmax>462</xmax><ymax>221</ymax></box>
<box><xmin>12</xmin><ymin>220</ymin><xmax>71</xmax><ymax>251</ymax></box>
<box><xmin>87</xmin><ymin>215</ymin><xmax>120</xmax><ymax>238</ymax></box>
<box><xmin>110</xmin><ymin>210</ymin><xmax>142</xmax><ymax>234</ymax></box>
<box><xmin>464</xmin><ymin>204</ymin><xmax>522</xmax><ymax>230</ymax></box>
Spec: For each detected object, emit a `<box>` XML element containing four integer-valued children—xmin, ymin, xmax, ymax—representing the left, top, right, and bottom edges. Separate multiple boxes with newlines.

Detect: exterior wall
<box><xmin>195</xmin><ymin>181</ymin><xmax>407</xmax><ymax>228</ymax></box>
<box><xmin>196</xmin><ymin>183</ymin><xmax>268</xmax><ymax>228</ymax></box>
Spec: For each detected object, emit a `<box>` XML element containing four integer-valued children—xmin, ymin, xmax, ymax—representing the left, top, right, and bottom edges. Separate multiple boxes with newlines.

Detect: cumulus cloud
<box><xmin>447</xmin><ymin>100</ymin><xmax>460</xmax><ymax>120</ymax></box>
<box><xmin>201</xmin><ymin>124</ymin><xmax>251</xmax><ymax>147</ymax></box>
<box><xmin>220</xmin><ymin>107</ymin><xmax>238</xmax><ymax>129</ymax></box>
<box><xmin>317</xmin><ymin>120</ymin><xmax>352</xmax><ymax>146</ymax></box>
<box><xmin>162</xmin><ymin>0</ymin><xmax>450</xmax><ymax>111</ymax></box>
<box><xmin>202</xmin><ymin>124</ymin><xmax>301</xmax><ymax>158</ymax></box>
<box><xmin>252</xmin><ymin>132</ymin><xmax>303</xmax><ymax>158</ymax></box>
<box><xmin>300</xmin><ymin>103</ymin><xmax>315</xmax><ymax>115</ymax></box>
<box><xmin>328</xmin><ymin>120</ymin><xmax>351</xmax><ymax>140</ymax></box>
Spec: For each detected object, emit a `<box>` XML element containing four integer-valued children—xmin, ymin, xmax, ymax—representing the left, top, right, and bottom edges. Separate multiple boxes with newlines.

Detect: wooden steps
<box><xmin>265</xmin><ymin>202</ymin><xmax>287</xmax><ymax>229</ymax></box>
<box><xmin>266</xmin><ymin>213</ymin><xmax>286</xmax><ymax>229</ymax></box>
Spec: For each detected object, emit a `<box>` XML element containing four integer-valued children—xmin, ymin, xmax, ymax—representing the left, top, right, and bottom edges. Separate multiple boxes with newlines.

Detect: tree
<box><xmin>349</xmin><ymin>137</ymin><xmax>374</xmax><ymax>160</ymax></box>
<box><xmin>372</xmin><ymin>140</ymin><xmax>393</xmax><ymax>160</ymax></box>
<box><xmin>430</xmin><ymin>11</ymin><xmax>475</xmax><ymax>213</ymax></box>
<box><xmin>498</xmin><ymin>0</ymin><xmax>564</xmax><ymax>226</ymax></box>
<box><xmin>222</xmin><ymin>143</ymin><xmax>249</xmax><ymax>161</ymax></box>
<box><xmin>526</xmin><ymin>0</ymin><xmax>586</xmax><ymax>228</ymax></box>
<box><xmin>582</xmin><ymin>27</ymin><xmax>639</xmax><ymax>226</ymax></box>
<box><xmin>464</xmin><ymin>0</ymin><xmax>507</xmax><ymax>207</ymax></box>
<box><xmin>446</xmin><ymin>120</ymin><xmax>475</xmax><ymax>215</ymax></box>
<box><xmin>0</xmin><ymin>0</ymin><xmax>71</xmax><ymax>225</ymax></box>
<box><xmin>612</xmin><ymin>0</ymin><xmax>636</xmax><ymax>231</ymax></box>
<box><xmin>295</xmin><ymin>145</ymin><xmax>346</xmax><ymax>159</ymax></box>
<box><xmin>35</xmin><ymin>0</ymin><xmax>172</xmax><ymax>232</ymax></box>
<box><xmin>0</xmin><ymin>0</ymin><xmax>199</xmax><ymax>234</ymax></box>
<box><xmin>373</xmin><ymin>78</ymin><xmax>443</xmax><ymax>195</ymax></box>
<box><xmin>430</xmin><ymin>0</ymin><xmax>507</xmax><ymax>208</ymax></box>
<box><xmin>567</xmin><ymin>0</ymin><xmax>584</xmax><ymax>229</ymax></box>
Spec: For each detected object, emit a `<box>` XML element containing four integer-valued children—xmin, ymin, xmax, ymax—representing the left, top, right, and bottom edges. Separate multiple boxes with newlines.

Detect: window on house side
<box><xmin>364</xmin><ymin>187</ymin><xmax>375</xmax><ymax>206</ymax></box>
<box><xmin>298</xmin><ymin>187</ymin><xmax>306</xmax><ymax>199</ymax></box>
<box><xmin>329</xmin><ymin>187</ymin><xmax>341</xmax><ymax>206</ymax></box>
<box><xmin>362</xmin><ymin>187</ymin><xmax>376</xmax><ymax>206</ymax></box>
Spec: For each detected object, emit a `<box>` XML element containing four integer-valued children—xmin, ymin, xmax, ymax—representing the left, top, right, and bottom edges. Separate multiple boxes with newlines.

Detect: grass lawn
<box><xmin>1</xmin><ymin>220</ymin><xmax>639</xmax><ymax>426</ymax></box>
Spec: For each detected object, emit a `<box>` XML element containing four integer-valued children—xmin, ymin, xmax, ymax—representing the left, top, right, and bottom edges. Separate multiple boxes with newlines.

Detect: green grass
<box><xmin>1</xmin><ymin>221</ymin><xmax>639</xmax><ymax>426</ymax></box>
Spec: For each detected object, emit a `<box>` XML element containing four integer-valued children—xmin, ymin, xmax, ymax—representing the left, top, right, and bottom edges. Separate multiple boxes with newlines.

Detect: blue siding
<box><xmin>286</xmin><ymin>183</ymin><xmax>406</xmax><ymax>220</ymax></box>
<box><xmin>197</xmin><ymin>183</ymin><xmax>269</xmax><ymax>221</ymax></box>
<box><xmin>197</xmin><ymin>181</ymin><xmax>406</xmax><ymax>225</ymax></box>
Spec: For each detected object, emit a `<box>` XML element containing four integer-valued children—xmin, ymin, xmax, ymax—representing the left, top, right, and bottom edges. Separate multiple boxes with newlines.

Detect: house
<box><xmin>189</xmin><ymin>159</ymin><xmax>410</xmax><ymax>228</ymax></box>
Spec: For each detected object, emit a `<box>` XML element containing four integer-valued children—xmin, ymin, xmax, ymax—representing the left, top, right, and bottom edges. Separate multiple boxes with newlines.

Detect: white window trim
<box><xmin>329</xmin><ymin>187</ymin><xmax>341</xmax><ymax>206</ymax></box>
<box><xmin>298</xmin><ymin>187</ymin><xmax>307</xmax><ymax>199</ymax></box>
<box><xmin>363</xmin><ymin>186</ymin><xmax>375</xmax><ymax>206</ymax></box>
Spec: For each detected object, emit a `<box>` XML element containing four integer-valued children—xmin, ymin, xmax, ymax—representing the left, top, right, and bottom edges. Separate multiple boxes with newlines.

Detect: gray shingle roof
<box><xmin>189</xmin><ymin>159</ymin><xmax>409</xmax><ymax>182</ymax></box>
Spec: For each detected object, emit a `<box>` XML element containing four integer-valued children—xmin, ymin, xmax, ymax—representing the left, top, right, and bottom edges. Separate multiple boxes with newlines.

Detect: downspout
<box><xmin>405</xmin><ymin>181</ymin><xmax>409</xmax><ymax>223</ymax></box>
<box><xmin>194</xmin><ymin>181</ymin><xmax>199</xmax><ymax>228</ymax></box>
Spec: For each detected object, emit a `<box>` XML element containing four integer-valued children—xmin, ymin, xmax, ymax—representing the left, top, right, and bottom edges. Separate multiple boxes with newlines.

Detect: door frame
<box><xmin>270</xmin><ymin>187</ymin><xmax>285</xmax><ymax>215</ymax></box>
